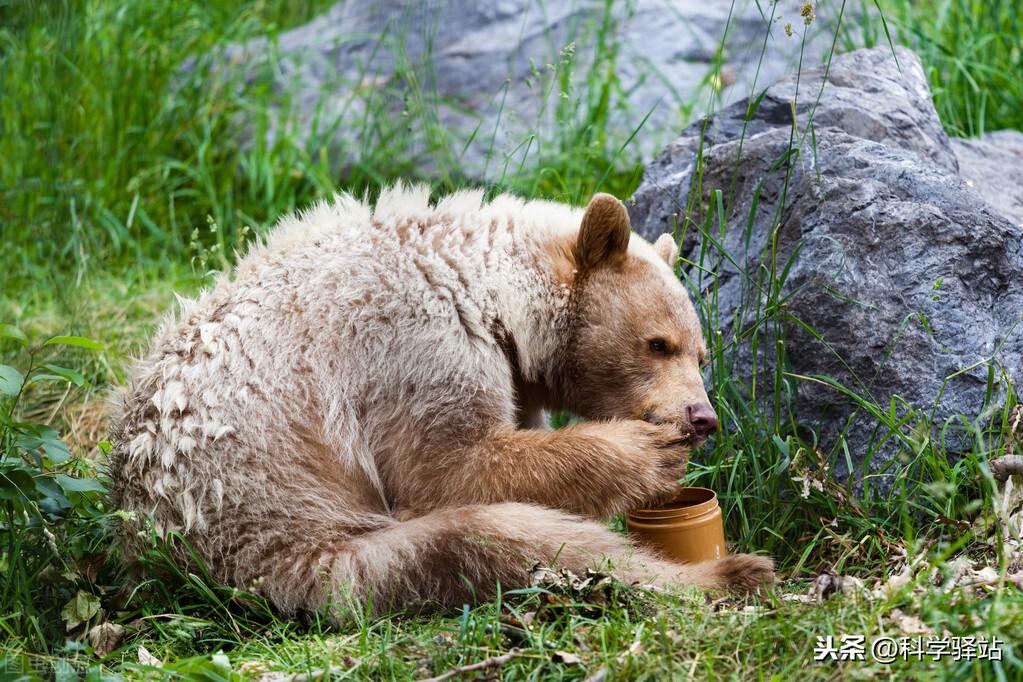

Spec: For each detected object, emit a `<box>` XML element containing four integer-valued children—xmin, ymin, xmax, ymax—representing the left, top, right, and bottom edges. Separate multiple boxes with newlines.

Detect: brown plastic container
<box><xmin>626</xmin><ymin>487</ymin><xmax>726</xmax><ymax>564</ymax></box>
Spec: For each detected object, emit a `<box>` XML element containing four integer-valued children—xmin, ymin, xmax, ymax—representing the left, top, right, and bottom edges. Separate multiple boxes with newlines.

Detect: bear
<box><xmin>110</xmin><ymin>186</ymin><xmax>774</xmax><ymax>619</ymax></box>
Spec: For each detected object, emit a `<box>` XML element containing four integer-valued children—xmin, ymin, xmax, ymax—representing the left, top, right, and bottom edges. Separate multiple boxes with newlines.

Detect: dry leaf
<box><xmin>61</xmin><ymin>590</ymin><xmax>100</xmax><ymax>631</ymax></box>
<box><xmin>553</xmin><ymin>651</ymin><xmax>582</xmax><ymax>665</ymax></box>
<box><xmin>958</xmin><ymin>566</ymin><xmax>1023</xmax><ymax>591</ymax></box>
<box><xmin>975</xmin><ymin>566</ymin><xmax>999</xmax><ymax>582</ymax></box>
<box><xmin>88</xmin><ymin>622</ymin><xmax>124</xmax><ymax>658</ymax></box>
<box><xmin>529</xmin><ymin>566</ymin><xmax>563</xmax><ymax>589</ymax></box>
<box><xmin>890</xmin><ymin>609</ymin><xmax>933</xmax><ymax>636</ymax></box>
<box><xmin>810</xmin><ymin>571</ymin><xmax>839</xmax><ymax>601</ymax></box>
<box><xmin>138</xmin><ymin>645</ymin><xmax>163</xmax><ymax>667</ymax></box>
<box><xmin>809</xmin><ymin>571</ymin><xmax>865</xmax><ymax>601</ymax></box>
<box><xmin>964</xmin><ymin>566</ymin><xmax>999</xmax><ymax>587</ymax></box>
<box><xmin>939</xmin><ymin>556</ymin><xmax>972</xmax><ymax>592</ymax></box>
<box><xmin>872</xmin><ymin>565</ymin><xmax>913</xmax><ymax>599</ymax></box>
<box><xmin>840</xmin><ymin>576</ymin><xmax>866</xmax><ymax>595</ymax></box>
<box><xmin>239</xmin><ymin>661</ymin><xmax>271</xmax><ymax>676</ymax></box>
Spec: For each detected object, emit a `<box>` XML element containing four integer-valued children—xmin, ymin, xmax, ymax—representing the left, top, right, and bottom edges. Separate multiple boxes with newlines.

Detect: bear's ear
<box><xmin>653</xmin><ymin>233</ymin><xmax>679</xmax><ymax>267</ymax></box>
<box><xmin>575</xmin><ymin>193</ymin><xmax>631</xmax><ymax>270</ymax></box>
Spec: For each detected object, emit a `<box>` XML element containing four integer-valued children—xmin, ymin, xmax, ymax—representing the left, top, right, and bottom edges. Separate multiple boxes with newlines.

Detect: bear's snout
<box><xmin>642</xmin><ymin>402</ymin><xmax>719</xmax><ymax>443</ymax></box>
<box><xmin>686</xmin><ymin>403</ymin><xmax>720</xmax><ymax>439</ymax></box>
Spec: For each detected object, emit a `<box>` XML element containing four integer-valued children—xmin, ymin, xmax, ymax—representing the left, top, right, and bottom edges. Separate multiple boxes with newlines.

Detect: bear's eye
<box><xmin>648</xmin><ymin>338</ymin><xmax>669</xmax><ymax>355</ymax></box>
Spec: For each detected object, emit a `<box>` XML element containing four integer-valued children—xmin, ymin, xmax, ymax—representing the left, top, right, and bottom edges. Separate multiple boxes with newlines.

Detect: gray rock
<box><xmin>630</xmin><ymin>46</ymin><xmax>1023</xmax><ymax>479</ymax></box>
<box><xmin>952</xmin><ymin>131</ymin><xmax>1023</xmax><ymax>228</ymax></box>
<box><xmin>210</xmin><ymin>0</ymin><xmax>846</xmax><ymax>179</ymax></box>
<box><xmin>632</xmin><ymin>46</ymin><xmax>960</xmax><ymax>237</ymax></box>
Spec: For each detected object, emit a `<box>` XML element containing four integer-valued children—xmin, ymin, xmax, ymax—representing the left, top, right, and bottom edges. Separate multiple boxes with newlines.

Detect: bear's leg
<box><xmin>393</xmin><ymin>420</ymin><xmax>694</xmax><ymax>519</ymax></box>
<box><xmin>225</xmin><ymin>502</ymin><xmax>773</xmax><ymax>619</ymax></box>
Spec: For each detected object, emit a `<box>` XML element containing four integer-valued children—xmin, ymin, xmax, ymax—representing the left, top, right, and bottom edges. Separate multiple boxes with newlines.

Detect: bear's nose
<box><xmin>686</xmin><ymin>403</ymin><xmax>720</xmax><ymax>438</ymax></box>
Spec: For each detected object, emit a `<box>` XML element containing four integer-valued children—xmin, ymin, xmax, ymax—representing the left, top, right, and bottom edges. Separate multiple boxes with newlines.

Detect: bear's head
<box><xmin>557</xmin><ymin>193</ymin><xmax>719</xmax><ymax>442</ymax></box>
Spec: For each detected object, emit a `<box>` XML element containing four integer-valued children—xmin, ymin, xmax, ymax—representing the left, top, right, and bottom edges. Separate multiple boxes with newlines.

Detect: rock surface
<box><xmin>213</xmin><ymin>0</ymin><xmax>844</xmax><ymax>179</ymax></box>
<box><xmin>951</xmin><ymin>131</ymin><xmax>1023</xmax><ymax>228</ymax></box>
<box><xmin>630</xmin><ymin>46</ymin><xmax>1023</xmax><ymax>479</ymax></box>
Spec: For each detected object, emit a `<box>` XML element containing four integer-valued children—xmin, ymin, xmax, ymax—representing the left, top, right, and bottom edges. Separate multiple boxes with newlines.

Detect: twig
<box><xmin>990</xmin><ymin>455</ymin><xmax>1023</xmax><ymax>483</ymax></box>
<box><xmin>417</xmin><ymin>649</ymin><xmax>521</xmax><ymax>682</ymax></box>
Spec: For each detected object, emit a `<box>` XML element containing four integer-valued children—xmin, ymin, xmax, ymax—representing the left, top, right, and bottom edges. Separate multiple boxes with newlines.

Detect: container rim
<box><xmin>626</xmin><ymin>486</ymin><xmax>718</xmax><ymax>521</ymax></box>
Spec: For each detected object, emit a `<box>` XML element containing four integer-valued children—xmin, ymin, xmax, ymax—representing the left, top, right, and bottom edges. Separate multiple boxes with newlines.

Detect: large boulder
<box><xmin>630</xmin><ymin>46</ymin><xmax>1023</xmax><ymax>479</ymax></box>
<box><xmin>212</xmin><ymin>0</ymin><xmax>843</xmax><ymax>179</ymax></box>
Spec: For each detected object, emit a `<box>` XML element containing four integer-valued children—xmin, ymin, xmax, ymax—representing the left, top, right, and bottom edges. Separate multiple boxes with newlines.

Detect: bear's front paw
<box><xmin>618</xmin><ymin>420</ymin><xmax>692</xmax><ymax>507</ymax></box>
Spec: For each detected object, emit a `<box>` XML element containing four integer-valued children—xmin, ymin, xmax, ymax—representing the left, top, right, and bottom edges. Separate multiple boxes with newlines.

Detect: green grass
<box><xmin>2</xmin><ymin>0</ymin><xmax>1023</xmax><ymax>678</ymax></box>
<box><xmin>853</xmin><ymin>0</ymin><xmax>1023</xmax><ymax>137</ymax></box>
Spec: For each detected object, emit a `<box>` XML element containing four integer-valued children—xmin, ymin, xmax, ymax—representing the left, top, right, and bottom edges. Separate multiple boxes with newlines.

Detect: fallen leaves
<box><xmin>528</xmin><ymin>565</ymin><xmax>617</xmax><ymax>599</ymax></box>
<box><xmin>88</xmin><ymin>622</ymin><xmax>124</xmax><ymax>657</ymax></box>
<box><xmin>525</xmin><ymin>564</ymin><xmax>632</xmax><ymax>617</ymax></box>
<box><xmin>783</xmin><ymin>542</ymin><xmax>1022</xmax><ymax>648</ymax></box>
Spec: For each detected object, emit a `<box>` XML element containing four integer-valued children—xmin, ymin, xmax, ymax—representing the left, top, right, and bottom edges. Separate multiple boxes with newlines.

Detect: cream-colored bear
<box><xmin>111</xmin><ymin>187</ymin><xmax>773</xmax><ymax>618</ymax></box>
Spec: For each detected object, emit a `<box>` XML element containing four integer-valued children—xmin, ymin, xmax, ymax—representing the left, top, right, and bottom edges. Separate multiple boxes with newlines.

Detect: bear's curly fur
<box><xmin>110</xmin><ymin>186</ymin><xmax>773</xmax><ymax>618</ymax></box>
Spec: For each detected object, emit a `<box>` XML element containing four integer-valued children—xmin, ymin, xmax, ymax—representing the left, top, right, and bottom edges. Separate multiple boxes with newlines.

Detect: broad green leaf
<box><xmin>0</xmin><ymin>324</ymin><xmax>28</xmax><ymax>345</ymax></box>
<box><xmin>43</xmin><ymin>335</ymin><xmax>105</xmax><ymax>352</ymax></box>
<box><xmin>0</xmin><ymin>364</ymin><xmax>24</xmax><ymax>397</ymax></box>
<box><xmin>34</xmin><ymin>476</ymin><xmax>72</xmax><ymax>509</ymax></box>
<box><xmin>0</xmin><ymin>467</ymin><xmax>36</xmax><ymax>501</ymax></box>
<box><xmin>42</xmin><ymin>439</ymin><xmax>72</xmax><ymax>465</ymax></box>
<box><xmin>54</xmin><ymin>658</ymin><xmax>79</xmax><ymax>682</ymax></box>
<box><xmin>40</xmin><ymin>426</ymin><xmax>72</xmax><ymax>464</ymax></box>
<box><xmin>210</xmin><ymin>651</ymin><xmax>232</xmax><ymax>675</ymax></box>
<box><xmin>15</xmin><ymin>425</ymin><xmax>72</xmax><ymax>464</ymax></box>
<box><xmin>37</xmin><ymin>363</ymin><xmax>88</xmax><ymax>387</ymax></box>
<box><xmin>61</xmin><ymin>590</ymin><xmax>100</xmax><ymax>631</ymax></box>
<box><xmin>56</xmin><ymin>473</ymin><xmax>106</xmax><ymax>494</ymax></box>
<box><xmin>24</xmin><ymin>374</ymin><xmax>68</xmax><ymax>385</ymax></box>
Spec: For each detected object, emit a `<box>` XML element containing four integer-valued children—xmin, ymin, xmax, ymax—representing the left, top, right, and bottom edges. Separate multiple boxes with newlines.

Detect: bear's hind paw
<box><xmin>713</xmin><ymin>553</ymin><xmax>775</xmax><ymax>594</ymax></box>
